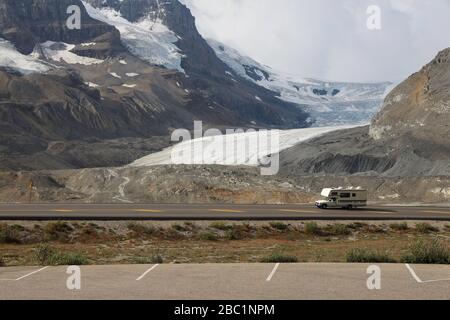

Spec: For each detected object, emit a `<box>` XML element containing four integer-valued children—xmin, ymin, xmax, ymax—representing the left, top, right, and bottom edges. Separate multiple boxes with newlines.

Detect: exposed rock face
<box><xmin>0</xmin><ymin>0</ymin><xmax>122</xmax><ymax>57</ymax></box>
<box><xmin>370</xmin><ymin>48</ymin><xmax>450</xmax><ymax>143</ymax></box>
<box><xmin>280</xmin><ymin>49</ymin><xmax>450</xmax><ymax>177</ymax></box>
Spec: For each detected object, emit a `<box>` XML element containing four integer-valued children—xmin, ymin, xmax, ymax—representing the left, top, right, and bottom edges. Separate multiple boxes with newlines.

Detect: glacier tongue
<box><xmin>82</xmin><ymin>1</ymin><xmax>185</xmax><ymax>73</ymax></box>
<box><xmin>129</xmin><ymin>125</ymin><xmax>357</xmax><ymax>167</ymax></box>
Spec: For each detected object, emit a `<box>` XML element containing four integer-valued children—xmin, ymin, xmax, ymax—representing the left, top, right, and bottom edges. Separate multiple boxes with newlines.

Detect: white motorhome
<box><xmin>315</xmin><ymin>187</ymin><xmax>367</xmax><ymax>209</ymax></box>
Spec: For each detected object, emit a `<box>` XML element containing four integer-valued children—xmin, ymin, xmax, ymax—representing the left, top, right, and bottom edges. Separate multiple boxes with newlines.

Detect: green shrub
<box><xmin>261</xmin><ymin>253</ymin><xmax>298</xmax><ymax>263</ymax></box>
<box><xmin>348</xmin><ymin>222</ymin><xmax>368</xmax><ymax>230</ymax></box>
<box><xmin>328</xmin><ymin>224</ymin><xmax>351</xmax><ymax>236</ymax></box>
<box><xmin>0</xmin><ymin>256</ymin><xmax>4</xmax><ymax>267</ymax></box>
<box><xmin>209</xmin><ymin>222</ymin><xmax>232</xmax><ymax>231</ymax></box>
<box><xmin>415</xmin><ymin>223</ymin><xmax>439</xmax><ymax>234</ymax></box>
<box><xmin>389</xmin><ymin>222</ymin><xmax>409</xmax><ymax>231</ymax></box>
<box><xmin>445</xmin><ymin>225</ymin><xmax>450</xmax><ymax>231</ymax></box>
<box><xmin>346</xmin><ymin>248</ymin><xmax>396</xmax><ymax>263</ymax></box>
<box><xmin>134</xmin><ymin>254</ymin><xmax>164</xmax><ymax>264</ymax></box>
<box><xmin>44</xmin><ymin>222</ymin><xmax>74</xmax><ymax>241</ymax></box>
<box><xmin>127</xmin><ymin>223</ymin><xmax>156</xmax><ymax>236</ymax></box>
<box><xmin>199</xmin><ymin>232</ymin><xmax>218</xmax><ymax>241</ymax></box>
<box><xmin>33</xmin><ymin>244</ymin><xmax>89</xmax><ymax>266</ymax></box>
<box><xmin>304</xmin><ymin>222</ymin><xmax>321</xmax><ymax>235</ymax></box>
<box><xmin>225</xmin><ymin>228</ymin><xmax>244</xmax><ymax>240</ymax></box>
<box><xmin>171</xmin><ymin>224</ymin><xmax>186</xmax><ymax>232</ymax></box>
<box><xmin>269</xmin><ymin>222</ymin><xmax>289</xmax><ymax>231</ymax></box>
<box><xmin>401</xmin><ymin>239</ymin><xmax>449</xmax><ymax>264</ymax></box>
<box><xmin>0</xmin><ymin>223</ymin><xmax>21</xmax><ymax>244</ymax></box>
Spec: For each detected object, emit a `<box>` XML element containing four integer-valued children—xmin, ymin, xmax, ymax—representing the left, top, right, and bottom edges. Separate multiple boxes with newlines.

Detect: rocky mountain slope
<box><xmin>1</xmin><ymin>166</ymin><xmax>448</xmax><ymax>204</ymax></box>
<box><xmin>0</xmin><ymin>0</ymin><xmax>310</xmax><ymax>171</ymax></box>
<box><xmin>280</xmin><ymin>48</ymin><xmax>450</xmax><ymax>178</ymax></box>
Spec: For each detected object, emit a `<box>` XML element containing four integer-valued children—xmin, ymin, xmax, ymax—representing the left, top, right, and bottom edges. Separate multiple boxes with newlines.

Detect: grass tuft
<box><xmin>135</xmin><ymin>254</ymin><xmax>164</xmax><ymax>264</ymax></box>
<box><xmin>261</xmin><ymin>253</ymin><xmax>298</xmax><ymax>263</ymax></box>
<box><xmin>209</xmin><ymin>222</ymin><xmax>233</xmax><ymax>231</ymax></box>
<box><xmin>199</xmin><ymin>232</ymin><xmax>218</xmax><ymax>241</ymax></box>
<box><xmin>327</xmin><ymin>224</ymin><xmax>351</xmax><ymax>236</ymax></box>
<box><xmin>401</xmin><ymin>239</ymin><xmax>449</xmax><ymax>264</ymax></box>
<box><xmin>389</xmin><ymin>222</ymin><xmax>409</xmax><ymax>231</ymax></box>
<box><xmin>171</xmin><ymin>224</ymin><xmax>187</xmax><ymax>232</ymax></box>
<box><xmin>269</xmin><ymin>222</ymin><xmax>289</xmax><ymax>231</ymax></box>
<box><xmin>0</xmin><ymin>223</ymin><xmax>22</xmax><ymax>244</ymax></box>
<box><xmin>415</xmin><ymin>223</ymin><xmax>439</xmax><ymax>234</ymax></box>
<box><xmin>33</xmin><ymin>243</ymin><xmax>89</xmax><ymax>266</ymax></box>
<box><xmin>304</xmin><ymin>222</ymin><xmax>321</xmax><ymax>235</ymax></box>
<box><xmin>44</xmin><ymin>222</ymin><xmax>74</xmax><ymax>242</ymax></box>
<box><xmin>225</xmin><ymin>227</ymin><xmax>245</xmax><ymax>240</ymax></box>
<box><xmin>127</xmin><ymin>223</ymin><xmax>156</xmax><ymax>236</ymax></box>
<box><xmin>346</xmin><ymin>248</ymin><xmax>396</xmax><ymax>263</ymax></box>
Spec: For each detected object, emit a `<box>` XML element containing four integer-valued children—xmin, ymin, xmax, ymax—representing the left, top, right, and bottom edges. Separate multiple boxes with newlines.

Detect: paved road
<box><xmin>0</xmin><ymin>263</ymin><xmax>448</xmax><ymax>300</ymax></box>
<box><xmin>0</xmin><ymin>204</ymin><xmax>449</xmax><ymax>221</ymax></box>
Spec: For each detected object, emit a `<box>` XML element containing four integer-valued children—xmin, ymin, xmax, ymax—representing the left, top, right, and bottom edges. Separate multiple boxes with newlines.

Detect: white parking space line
<box><xmin>405</xmin><ymin>264</ymin><xmax>450</xmax><ymax>284</ymax></box>
<box><xmin>266</xmin><ymin>263</ymin><xmax>280</xmax><ymax>282</ymax></box>
<box><xmin>405</xmin><ymin>264</ymin><xmax>423</xmax><ymax>283</ymax></box>
<box><xmin>136</xmin><ymin>264</ymin><xmax>159</xmax><ymax>281</ymax></box>
<box><xmin>0</xmin><ymin>266</ymin><xmax>48</xmax><ymax>281</ymax></box>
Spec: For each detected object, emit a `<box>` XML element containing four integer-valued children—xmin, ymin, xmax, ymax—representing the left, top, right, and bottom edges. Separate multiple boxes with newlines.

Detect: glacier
<box><xmin>129</xmin><ymin>125</ymin><xmax>358</xmax><ymax>168</ymax></box>
<box><xmin>82</xmin><ymin>1</ymin><xmax>185</xmax><ymax>73</ymax></box>
<box><xmin>208</xmin><ymin>39</ymin><xmax>393</xmax><ymax>127</ymax></box>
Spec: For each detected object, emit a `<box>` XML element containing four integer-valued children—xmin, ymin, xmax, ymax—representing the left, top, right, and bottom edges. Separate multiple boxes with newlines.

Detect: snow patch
<box><xmin>0</xmin><ymin>38</ymin><xmax>50</xmax><ymax>74</ymax></box>
<box><xmin>35</xmin><ymin>41</ymin><xmax>104</xmax><ymax>65</ymax></box>
<box><xmin>110</xmin><ymin>72</ymin><xmax>121</xmax><ymax>79</ymax></box>
<box><xmin>85</xmin><ymin>82</ymin><xmax>100</xmax><ymax>88</ymax></box>
<box><xmin>82</xmin><ymin>1</ymin><xmax>184</xmax><ymax>73</ymax></box>
<box><xmin>126</xmin><ymin>72</ymin><xmax>139</xmax><ymax>77</ymax></box>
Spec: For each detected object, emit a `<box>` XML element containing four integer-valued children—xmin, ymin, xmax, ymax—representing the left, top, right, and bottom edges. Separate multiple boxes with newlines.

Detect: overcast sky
<box><xmin>181</xmin><ymin>0</ymin><xmax>450</xmax><ymax>83</ymax></box>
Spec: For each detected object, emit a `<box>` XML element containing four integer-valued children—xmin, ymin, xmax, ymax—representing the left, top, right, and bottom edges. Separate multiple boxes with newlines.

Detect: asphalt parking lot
<box><xmin>0</xmin><ymin>263</ymin><xmax>449</xmax><ymax>300</ymax></box>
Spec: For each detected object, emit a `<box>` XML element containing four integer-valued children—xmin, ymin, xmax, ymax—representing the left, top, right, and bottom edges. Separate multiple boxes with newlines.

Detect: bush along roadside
<box><xmin>33</xmin><ymin>244</ymin><xmax>89</xmax><ymax>266</ymax></box>
<box><xmin>401</xmin><ymin>239</ymin><xmax>450</xmax><ymax>265</ymax></box>
<box><xmin>346</xmin><ymin>248</ymin><xmax>396</xmax><ymax>263</ymax></box>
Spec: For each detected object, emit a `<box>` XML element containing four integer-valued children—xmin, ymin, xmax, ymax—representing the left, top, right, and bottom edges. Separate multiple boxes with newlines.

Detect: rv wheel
<box><xmin>321</xmin><ymin>204</ymin><xmax>328</xmax><ymax>209</ymax></box>
<box><xmin>347</xmin><ymin>205</ymin><xmax>353</xmax><ymax>210</ymax></box>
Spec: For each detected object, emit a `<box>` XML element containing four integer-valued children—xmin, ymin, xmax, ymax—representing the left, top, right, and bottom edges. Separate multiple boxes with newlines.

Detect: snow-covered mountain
<box><xmin>208</xmin><ymin>39</ymin><xmax>393</xmax><ymax>126</ymax></box>
<box><xmin>0</xmin><ymin>0</ymin><xmax>311</xmax><ymax>171</ymax></box>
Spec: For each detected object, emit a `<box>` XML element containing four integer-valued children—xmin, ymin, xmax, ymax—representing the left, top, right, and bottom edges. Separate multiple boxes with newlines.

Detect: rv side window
<box><xmin>352</xmin><ymin>193</ymin><xmax>356</xmax><ymax>197</ymax></box>
<box><xmin>340</xmin><ymin>193</ymin><xmax>351</xmax><ymax>198</ymax></box>
<box><xmin>331</xmin><ymin>192</ymin><xmax>338</xmax><ymax>196</ymax></box>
